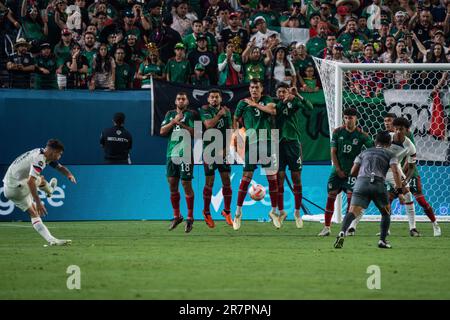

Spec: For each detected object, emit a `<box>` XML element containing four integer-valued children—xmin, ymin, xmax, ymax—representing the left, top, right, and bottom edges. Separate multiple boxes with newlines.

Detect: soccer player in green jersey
<box><xmin>318</xmin><ymin>107</ymin><xmax>373</xmax><ymax>236</ymax></box>
<box><xmin>275</xmin><ymin>84</ymin><xmax>313</xmax><ymax>228</ymax></box>
<box><xmin>199</xmin><ymin>89</ymin><xmax>234</xmax><ymax>228</ymax></box>
<box><xmin>160</xmin><ymin>92</ymin><xmax>195</xmax><ymax>233</ymax></box>
<box><xmin>232</xmin><ymin>78</ymin><xmax>279</xmax><ymax>230</ymax></box>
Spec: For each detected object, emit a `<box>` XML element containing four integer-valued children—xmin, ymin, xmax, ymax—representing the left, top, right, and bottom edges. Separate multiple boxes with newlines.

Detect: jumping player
<box><xmin>199</xmin><ymin>89</ymin><xmax>233</xmax><ymax>227</ymax></box>
<box><xmin>274</xmin><ymin>84</ymin><xmax>313</xmax><ymax>228</ymax></box>
<box><xmin>2</xmin><ymin>139</ymin><xmax>76</xmax><ymax>246</ymax></box>
<box><xmin>160</xmin><ymin>92</ymin><xmax>195</xmax><ymax>233</ymax></box>
<box><xmin>318</xmin><ymin>108</ymin><xmax>373</xmax><ymax>236</ymax></box>
<box><xmin>334</xmin><ymin>131</ymin><xmax>405</xmax><ymax>249</ymax></box>
<box><xmin>232</xmin><ymin>78</ymin><xmax>279</xmax><ymax>230</ymax></box>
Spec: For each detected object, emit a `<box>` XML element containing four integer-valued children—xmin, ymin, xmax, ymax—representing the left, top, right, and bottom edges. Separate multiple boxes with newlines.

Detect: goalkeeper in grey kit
<box><xmin>334</xmin><ymin>131</ymin><xmax>405</xmax><ymax>249</ymax></box>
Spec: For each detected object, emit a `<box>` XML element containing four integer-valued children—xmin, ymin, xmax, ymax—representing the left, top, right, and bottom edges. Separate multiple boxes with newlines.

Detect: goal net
<box><xmin>313</xmin><ymin>58</ymin><xmax>450</xmax><ymax>222</ymax></box>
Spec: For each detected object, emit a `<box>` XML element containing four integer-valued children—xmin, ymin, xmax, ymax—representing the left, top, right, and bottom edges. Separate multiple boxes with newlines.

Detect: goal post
<box><xmin>314</xmin><ymin>58</ymin><xmax>450</xmax><ymax>222</ymax></box>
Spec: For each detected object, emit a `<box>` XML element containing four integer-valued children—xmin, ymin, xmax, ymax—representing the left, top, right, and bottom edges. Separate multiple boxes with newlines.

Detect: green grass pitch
<box><xmin>0</xmin><ymin>220</ymin><xmax>449</xmax><ymax>299</ymax></box>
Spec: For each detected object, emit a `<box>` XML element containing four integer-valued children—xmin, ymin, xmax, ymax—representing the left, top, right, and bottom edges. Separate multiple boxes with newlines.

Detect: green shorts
<box><xmin>351</xmin><ymin>177</ymin><xmax>389</xmax><ymax>210</ymax></box>
<box><xmin>203</xmin><ymin>162</ymin><xmax>231</xmax><ymax>176</ymax></box>
<box><xmin>327</xmin><ymin>172</ymin><xmax>355</xmax><ymax>193</ymax></box>
<box><xmin>279</xmin><ymin>140</ymin><xmax>302</xmax><ymax>172</ymax></box>
<box><xmin>166</xmin><ymin>158</ymin><xmax>193</xmax><ymax>181</ymax></box>
<box><xmin>244</xmin><ymin>142</ymin><xmax>278</xmax><ymax>172</ymax></box>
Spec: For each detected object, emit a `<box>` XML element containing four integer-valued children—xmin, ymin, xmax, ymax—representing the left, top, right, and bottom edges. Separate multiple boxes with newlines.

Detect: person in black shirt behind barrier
<box><xmin>100</xmin><ymin>112</ymin><xmax>133</xmax><ymax>164</ymax></box>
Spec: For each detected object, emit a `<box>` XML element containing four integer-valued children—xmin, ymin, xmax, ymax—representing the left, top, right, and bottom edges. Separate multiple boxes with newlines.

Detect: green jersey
<box><xmin>306</xmin><ymin>36</ymin><xmax>327</xmax><ymax>57</ymax></box>
<box><xmin>276</xmin><ymin>96</ymin><xmax>314</xmax><ymax>142</ymax></box>
<box><xmin>82</xmin><ymin>50</ymin><xmax>96</xmax><ymax>76</ymax></box>
<box><xmin>165</xmin><ymin>58</ymin><xmax>191</xmax><ymax>84</ymax></box>
<box><xmin>115</xmin><ymin>62</ymin><xmax>133</xmax><ymax>90</ymax></box>
<box><xmin>234</xmin><ymin>96</ymin><xmax>274</xmax><ymax>143</ymax></box>
<box><xmin>34</xmin><ymin>55</ymin><xmax>58</xmax><ymax>89</ymax></box>
<box><xmin>330</xmin><ymin>126</ymin><xmax>373</xmax><ymax>174</ymax></box>
<box><xmin>139</xmin><ymin>62</ymin><xmax>165</xmax><ymax>86</ymax></box>
<box><xmin>199</xmin><ymin>105</ymin><xmax>232</xmax><ymax>150</ymax></box>
<box><xmin>161</xmin><ymin>110</ymin><xmax>195</xmax><ymax>159</ymax></box>
<box><xmin>183</xmin><ymin>33</ymin><xmax>215</xmax><ymax>53</ymax></box>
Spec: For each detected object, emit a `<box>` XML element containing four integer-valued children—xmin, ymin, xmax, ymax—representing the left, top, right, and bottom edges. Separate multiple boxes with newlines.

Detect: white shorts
<box><xmin>386</xmin><ymin>166</ymin><xmax>408</xmax><ymax>189</ymax></box>
<box><xmin>3</xmin><ymin>177</ymin><xmax>42</xmax><ymax>212</ymax></box>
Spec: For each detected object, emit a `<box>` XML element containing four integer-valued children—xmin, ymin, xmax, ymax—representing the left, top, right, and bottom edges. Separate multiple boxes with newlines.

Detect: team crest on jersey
<box><xmin>287</xmin><ymin>102</ymin><xmax>292</xmax><ymax>108</ymax></box>
<box><xmin>116</xmin><ymin>130</ymin><xmax>122</xmax><ymax>135</ymax></box>
<box><xmin>353</xmin><ymin>139</ymin><xmax>359</xmax><ymax>145</ymax></box>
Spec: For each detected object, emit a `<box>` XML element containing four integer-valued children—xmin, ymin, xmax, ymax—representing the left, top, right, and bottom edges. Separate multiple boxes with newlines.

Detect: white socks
<box><xmin>404</xmin><ymin>192</ymin><xmax>416</xmax><ymax>230</ymax></box>
<box><xmin>31</xmin><ymin>217</ymin><xmax>55</xmax><ymax>242</ymax></box>
<box><xmin>38</xmin><ymin>180</ymin><xmax>53</xmax><ymax>195</ymax></box>
<box><xmin>235</xmin><ymin>206</ymin><xmax>242</xmax><ymax>216</ymax></box>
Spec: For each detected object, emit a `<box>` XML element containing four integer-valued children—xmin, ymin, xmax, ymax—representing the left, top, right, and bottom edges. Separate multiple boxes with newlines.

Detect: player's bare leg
<box><xmin>220</xmin><ymin>171</ymin><xmax>233</xmax><ymax>226</ymax></box>
<box><xmin>319</xmin><ymin>190</ymin><xmax>338</xmax><ymax>236</ymax></box>
<box><xmin>28</xmin><ymin>204</ymin><xmax>71</xmax><ymax>246</ymax></box>
<box><xmin>168</xmin><ymin>177</ymin><xmax>183</xmax><ymax>231</ymax></box>
<box><xmin>266</xmin><ymin>169</ymin><xmax>280</xmax><ymax>229</ymax></box>
<box><xmin>202</xmin><ymin>175</ymin><xmax>215</xmax><ymax>228</ymax></box>
<box><xmin>181</xmin><ymin>180</ymin><xmax>194</xmax><ymax>233</ymax></box>
<box><xmin>277</xmin><ymin>171</ymin><xmax>287</xmax><ymax>226</ymax></box>
<box><xmin>234</xmin><ymin>171</ymin><xmax>253</xmax><ymax>230</ymax></box>
<box><xmin>291</xmin><ymin>171</ymin><xmax>303</xmax><ymax>228</ymax></box>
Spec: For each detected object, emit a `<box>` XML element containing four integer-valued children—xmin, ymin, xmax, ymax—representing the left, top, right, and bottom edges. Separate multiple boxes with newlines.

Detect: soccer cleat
<box><xmin>409</xmin><ymin>228</ymin><xmax>421</xmax><ymax>237</ymax></box>
<box><xmin>279</xmin><ymin>210</ymin><xmax>287</xmax><ymax>225</ymax></box>
<box><xmin>185</xmin><ymin>218</ymin><xmax>194</xmax><ymax>233</ymax></box>
<box><xmin>47</xmin><ymin>178</ymin><xmax>57</xmax><ymax>197</ymax></box>
<box><xmin>221</xmin><ymin>210</ymin><xmax>233</xmax><ymax>226</ymax></box>
<box><xmin>378</xmin><ymin>239</ymin><xmax>392</xmax><ymax>249</ymax></box>
<box><xmin>433</xmin><ymin>222</ymin><xmax>441</xmax><ymax>237</ymax></box>
<box><xmin>233</xmin><ymin>212</ymin><xmax>242</xmax><ymax>231</ymax></box>
<box><xmin>49</xmin><ymin>239</ymin><xmax>72</xmax><ymax>246</ymax></box>
<box><xmin>268</xmin><ymin>210</ymin><xmax>281</xmax><ymax>229</ymax></box>
<box><xmin>333</xmin><ymin>232</ymin><xmax>345</xmax><ymax>249</ymax></box>
<box><xmin>318</xmin><ymin>226</ymin><xmax>331</xmax><ymax>237</ymax></box>
<box><xmin>294</xmin><ymin>211</ymin><xmax>303</xmax><ymax>228</ymax></box>
<box><xmin>346</xmin><ymin>227</ymin><xmax>356</xmax><ymax>236</ymax></box>
<box><xmin>203</xmin><ymin>211</ymin><xmax>215</xmax><ymax>228</ymax></box>
<box><xmin>168</xmin><ymin>216</ymin><xmax>184</xmax><ymax>231</ymax></box>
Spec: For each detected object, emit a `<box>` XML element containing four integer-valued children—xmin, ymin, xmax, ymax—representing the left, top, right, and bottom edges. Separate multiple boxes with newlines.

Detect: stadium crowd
<box><xmin>0</xmin><ymin>0</ymin><xmax>449</xmax><ymax>90</ymax></box>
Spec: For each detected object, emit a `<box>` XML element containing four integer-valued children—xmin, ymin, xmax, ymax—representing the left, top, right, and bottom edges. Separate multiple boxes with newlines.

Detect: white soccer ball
<box><xmin>249</xmin><ymin>184</ymin><xmax>266</xmax><ymax>201</ymax></box>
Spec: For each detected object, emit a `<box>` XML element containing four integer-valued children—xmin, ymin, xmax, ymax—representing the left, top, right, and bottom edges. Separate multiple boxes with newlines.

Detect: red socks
<box><xmin>267</xmin><ymin>175</ymin><xmax>278</xmax><ymax>208</ymax></box>
<box><xmin>237</xmin><ymin>176</ymin><xmax>251</xmax><ymax>206</ymax></box>
<box><xmin>222</xmin><ymin>185</ymin><xmax>232</xmax><ymax>212</ymax></box>
<box><xmin>325</xmin><ymin>194</ymin><xmax>336</xmax><ymax>227</ymax></box>
<box><xmin>294</xmin><ymin>184</ymin><xmax>302</xmax><ymax>210</ymax></box>
<box><xmin>203</xmin><ymin>185</ymin><xmax>212</xmax><ymax>214</ymax></box>
<box><xmin>170</xmin><ymin>192</ymin><xmax>180</xmax><ymax>218</ymax></box>
<box><xmin>415</xmin><ymin>194</ymin><xmax>436</xmax><ymax>222</ymax></box>
<box><xmin>186</xmin><ymin>195</ymin><xmax>194</xmax><ymax>219</ymax></box>
<box><xmin>278</xmin><ymin>184</ymin><xmax>284</xmax><ymax>211</ymax></box>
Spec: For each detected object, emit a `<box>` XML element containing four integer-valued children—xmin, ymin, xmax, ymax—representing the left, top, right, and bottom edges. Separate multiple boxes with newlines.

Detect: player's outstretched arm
<box><xmin>55</xmin><ymin>164</ymin><xmax>77</xmax><ymax>184</ymax></box>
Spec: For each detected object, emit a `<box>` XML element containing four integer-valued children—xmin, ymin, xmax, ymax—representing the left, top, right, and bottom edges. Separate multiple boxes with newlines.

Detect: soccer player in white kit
<box><xmin>2</xmin><ymin>139</ymin><xmax>77</xmax><ymax>246</ymax></box>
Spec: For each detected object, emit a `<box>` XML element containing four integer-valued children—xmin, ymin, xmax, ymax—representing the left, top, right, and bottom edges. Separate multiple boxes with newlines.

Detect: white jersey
<box><xmin>2</xmin><ymin>148</ymin><xmax>58</xmax><ymax>187</ymax></box>
<box><xmin>388</xmin><ymin>133</ymin><xmax>416</xmax><ymax>165</ymax></box>
<box><xmin>386</xmin><ymin>133</ymin><xmax>416</xmax><ymax>185</ymax></box>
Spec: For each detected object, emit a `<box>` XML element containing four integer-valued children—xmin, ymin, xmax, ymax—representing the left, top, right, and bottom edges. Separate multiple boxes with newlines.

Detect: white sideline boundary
<box><xmin>302</xmin><ymin>214</ymin><xmax>450</xmax><ymax>222</ymax></box>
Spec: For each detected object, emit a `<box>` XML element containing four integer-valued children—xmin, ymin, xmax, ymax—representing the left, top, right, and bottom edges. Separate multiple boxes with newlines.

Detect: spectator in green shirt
<box><xmin>165</xmin><ymin>42</ymin><xmax>191</xmax><ymax>84</ymax></box>
<box><xmin>337</xmin><ymin>18</ymin><xmax>369</xmax><ymax>51</ymax></box>
<box><xmin>34</xmin><ymin>42</ymin><xmax>58</xmax><ymax>90</ymax></box>
<box><xmin>114</xmin><ymin>46</ymin><xmax>133</xmax><ymax>90</ymax></box>
<box><xmin>20</xmin><ymin>2</ymin><xmax>47</xmax><ymax>44</ymax></box>
<box><xmin>241</xmin><ymin>42</ymin><xmax>272</xmax><ymax>83</ymax></box>
<box><xmin>136</xmin><ymin>43</ymin><xmax>165</xmax><ymax>89</ymax></box>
